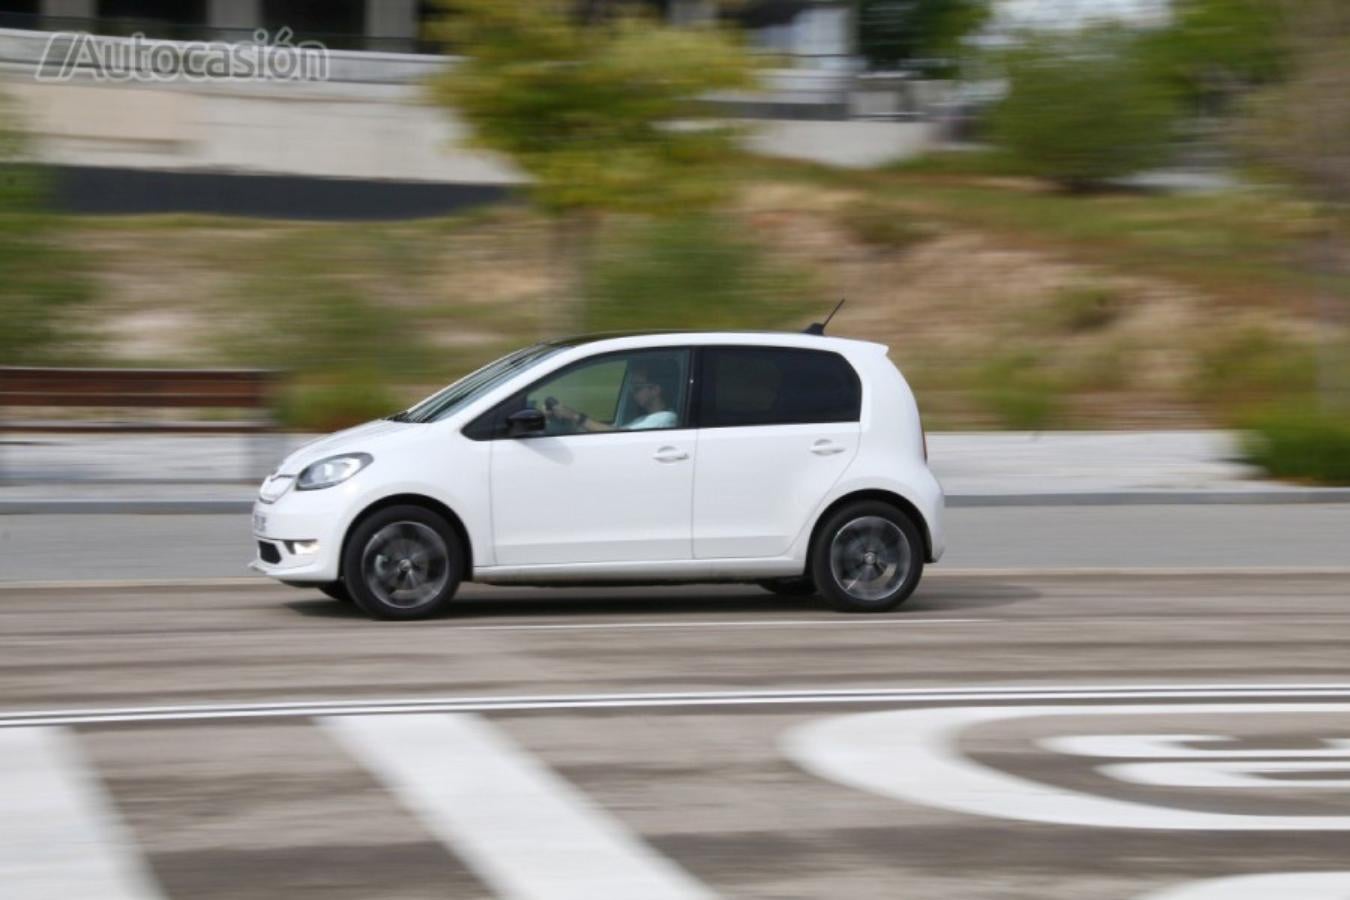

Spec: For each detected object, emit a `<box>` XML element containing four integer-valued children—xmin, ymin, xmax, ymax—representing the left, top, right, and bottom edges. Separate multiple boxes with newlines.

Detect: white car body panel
<box><xmin>489</xmin><ymin>428</ymin><xmax>697</xmax><ymax>565</ymax></box>
<box><xmin>692</xmin><ymin>422</ymin><xmax>859</xmax><ymax>558</ymax></box>
<box><xmin>250</xmin><ymin>331</ymin><xmax>945</xmax><ymax>588</ymax></box>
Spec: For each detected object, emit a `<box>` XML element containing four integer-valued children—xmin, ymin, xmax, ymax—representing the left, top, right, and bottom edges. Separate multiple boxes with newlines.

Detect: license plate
<box><xmin>253</xmin><ymin>513</ymin><xmax>267</xmax><ymax>534</ymax></box>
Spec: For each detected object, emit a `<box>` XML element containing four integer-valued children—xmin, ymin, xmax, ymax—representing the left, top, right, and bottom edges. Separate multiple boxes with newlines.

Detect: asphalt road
<box><xmin>3</xmin><ymin>573</ymin><xmax>1350</xmax><ymax>899</ymax></box>
<box><xmin>3</xmin><ymin>503</ymin><xmax>1350</xmax><ymax>583</ymax></box>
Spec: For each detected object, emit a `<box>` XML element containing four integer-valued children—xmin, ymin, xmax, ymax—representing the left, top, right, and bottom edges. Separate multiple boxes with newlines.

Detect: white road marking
<box><xmin>1103</xmin><ymin>761</ymin><xmax>1350</xmax><ymax>790</ymax></box>
<box><xmin>1043</xmin><ymin>733</ymin><xmax>1350</xmax><ymax>759</ymax></box>
<box><xmin>782</xmin><ymin>703</ymin><xmax>1350</xmax><ymax>831</ymax></box>
<box><xmin>1042</xmin><ymin>733</ymin><xmax>1350</xmax><ymax>789</ymax></box>
<box><xmin>0</xmin><ymin>727</ymin><xmax>162</xmax><ymax>900</ymax></box>
<box><xmin>1137</xmin><ymin>872</ymin><xmax>1350</xmax><ymax>899</ymax></box>
<box><xmin>324</xmin><ymin>713</ymin><xmax>715</xmax><ymax>900</ymax></box>
<box><xmin>7</xmin><ymin>684</ymin><xmax>1350</xmax><ymax>728</ymax></box>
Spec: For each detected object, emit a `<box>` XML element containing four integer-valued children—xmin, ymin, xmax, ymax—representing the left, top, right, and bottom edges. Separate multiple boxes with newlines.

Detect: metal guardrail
<box><xmin>0</xmin><ymin>367</ymin><xmax>279</xmax><ymax>484</ymax></box>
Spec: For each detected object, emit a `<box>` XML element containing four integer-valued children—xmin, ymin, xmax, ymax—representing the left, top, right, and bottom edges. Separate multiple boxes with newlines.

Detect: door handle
<box><xmin>652</xmin><ymin>446</ymin><xmax>689</xmax><ymax>463</ymax></box>
<box><xmin>811</xmin><ymin>440</ymin><xmax>846</xmax><ymax>456</ymax></box>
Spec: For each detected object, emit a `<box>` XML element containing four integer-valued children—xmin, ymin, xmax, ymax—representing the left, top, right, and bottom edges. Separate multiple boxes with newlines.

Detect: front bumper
<box><xmin>250</xmin><ymin>490</ymin><xmax>348</xmax><ymax>583</ymax></box>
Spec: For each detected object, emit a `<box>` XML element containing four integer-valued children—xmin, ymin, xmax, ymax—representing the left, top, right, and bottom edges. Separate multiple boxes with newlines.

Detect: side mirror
<box><xmin>506</xmin><ymin>407</ymin><xmax>547</xmax><ymax>436</ymax></box>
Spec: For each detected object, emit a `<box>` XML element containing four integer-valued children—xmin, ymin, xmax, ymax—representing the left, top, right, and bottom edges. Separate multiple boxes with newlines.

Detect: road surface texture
<box><xmin>3</xmin><ymin>503</ymin><xmax>1350</xmax><ymax>583</ymax></box>
<box><xmin>2</xmin><ymin>572</ymin><xmax>1350</xmax><ymax>899</ymax></box>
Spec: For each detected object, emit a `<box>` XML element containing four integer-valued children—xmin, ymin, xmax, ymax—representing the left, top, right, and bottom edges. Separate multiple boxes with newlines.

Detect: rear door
<box><xmin>691</xmin><ymin>346</ymin><xmax>861</xmax><ymax>559</ymax></box>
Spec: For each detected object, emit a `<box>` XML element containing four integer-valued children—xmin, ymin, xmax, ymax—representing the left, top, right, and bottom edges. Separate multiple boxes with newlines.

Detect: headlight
<box><xmin>296</xmin><ymin>453</ymin><xmax>373</xmax><ymax>491</ymax></box>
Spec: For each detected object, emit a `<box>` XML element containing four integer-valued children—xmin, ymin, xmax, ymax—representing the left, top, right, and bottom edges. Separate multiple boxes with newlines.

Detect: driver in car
<box><xmin>546</xmin><ymin>360</ymin><xmax>679</xmax><ymax>432</ymax></box>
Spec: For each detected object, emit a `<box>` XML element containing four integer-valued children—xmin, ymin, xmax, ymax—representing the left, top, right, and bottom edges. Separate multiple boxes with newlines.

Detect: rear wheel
<box><xmin>342</xmin><ymin>505</ymin><xmax>461</xmax><ymax>620</ymax></box>
<box><xmin>810</xmin><ymin>500</ymin><xmax>924</xmax><ymax>613</ymax></box>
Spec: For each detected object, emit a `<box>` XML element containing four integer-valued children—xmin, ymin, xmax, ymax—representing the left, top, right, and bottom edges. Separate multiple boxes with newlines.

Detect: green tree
<box><xmin>1141</xmin><ymin>0</ymin><xmax>1288</xmax><ymax>112</ymax></box>
<box><xmin>0</xmin><ymin>93</ymin><xmax>92</xmax><ymax>365</ymax></box>
<box><xmin>1241</xmin><ymin>0</ymin><xmax>1350</xmax><ymax>413</ymax></box>
<box><xmin>428</xmin><ymin>0</ymin><xmax>759</xmax><ymax>331</ymax></box>
<box><xmin>859</xmin><ymin>0</ymin><xmax>990</xmax><ymax>75</ymax></box>
<box><xmin>990</xmin><ymin>25</ymin><xmax>1181</xmax><ymax>192</ymax></box>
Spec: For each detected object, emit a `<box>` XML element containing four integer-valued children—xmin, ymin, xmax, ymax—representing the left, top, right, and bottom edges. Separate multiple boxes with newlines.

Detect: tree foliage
<box><xmin>0</xmin><ymin>93</ymin><xmax>92</xmax><ymax>365</ymax></box>
<box><xmin>858</xmin><ymin>0</ymin><xmax>989</xmax><ymax>74</ymax></box>
<box><xmin>1242</xmin><ymin>2</ymin><xmax>1350</xmax><ymax>209</ymax></box>
<box><xmin>428</xmin><ymin>0</ymin><xmax>760</xmax><ymax>217</ymax></box>
<box><xmin>1239</xmin><ymin>1</ymin><xmax>1350</xmax><ymax>412</ymax></box>
<box><xmin>1141</xmin><ymin>0</ymin><xmax>1288</xmax><ymax>106</ymax></box>
<box><xmin>991</xmin><ymin>26</ymin><xmax>1181</xmax><ymax>191</ymax></box>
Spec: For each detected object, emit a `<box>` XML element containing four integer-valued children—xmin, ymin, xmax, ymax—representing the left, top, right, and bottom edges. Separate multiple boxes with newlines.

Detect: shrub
<box><xmin>217</xmin><ymin>235</ymin><xmax>436</xmax><ymax>374</ymax></box>
<box><xmin>1048</xmin><ymin>284</ymin><xmax>1127</xmax><ymax>333</ymax></box>
<box><xmin>1241</xmin><ymin>406</ymin><xmax>1350</xmax><ymax>485</ymax></box>
<box><xmin>837</xmin><ymin>202</ymin><xmax>932</xmax><ymax>251</ymax></box>
<box><xmin>273</xmin><ymin>373</ymin><xmax>402</xmax><ymax>433</ymax></box>
<box><xmin>1066</xmin><ymin>339</ymin><xmax>1132</xmax><ymax>391</ymax></box>
<box><xmin>990</xmin><ymin>26</ymin><xmax>1182</xmax><ymax>191</ymax></box>
<box><xmin>972</xmin><ymin>351</ymin><xmax>1064</xmax><ymax>430</ymax></box>
<box><xmin>582</xmin><ymin>216</ymin><xmax>815</xmax><ymax>333</ymax></box>
<box><xmin>214</xmin><ymin>237</ymin><xmax>433</xmax><ymax>428</ymax></box>
<box><xmin>1191</xmin><ymin>325</ymin><xmax>1319</xmax><ymax>418</ymax></box>
<box><xmin>0</xmin><ymin>97</ymin><xmax>93</xmax><ymax>364</ymax></box>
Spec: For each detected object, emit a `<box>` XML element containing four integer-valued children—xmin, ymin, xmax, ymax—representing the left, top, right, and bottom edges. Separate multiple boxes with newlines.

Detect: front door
<box><xmin>490</xmin><ymin>348</ymin><xmax>696</xmax><ymax>565</ymax></box>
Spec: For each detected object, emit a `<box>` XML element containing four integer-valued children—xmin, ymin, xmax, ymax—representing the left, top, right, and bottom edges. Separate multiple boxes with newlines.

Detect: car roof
<box><xmin>543</xmin><ymin>330</ymin><xmax>887</xmax><ymax>355</ymax></box>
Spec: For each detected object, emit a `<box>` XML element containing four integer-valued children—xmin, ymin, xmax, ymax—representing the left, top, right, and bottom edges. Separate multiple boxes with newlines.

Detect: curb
<box><xmin>4</xmin><ymin>490</ymin><xmax>1350</xmax><ymax>515</ymax></box>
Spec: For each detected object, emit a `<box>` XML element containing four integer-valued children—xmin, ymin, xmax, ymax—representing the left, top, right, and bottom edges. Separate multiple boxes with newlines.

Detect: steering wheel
<box><xmin>541</xmin><ymin>396</ymin><xmax>578</xmax><ymax>435</ymax></box>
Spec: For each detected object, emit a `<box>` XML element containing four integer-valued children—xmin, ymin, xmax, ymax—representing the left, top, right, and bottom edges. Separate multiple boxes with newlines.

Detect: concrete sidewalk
<box><xmin>1</xmin><ymin>430</ymin><xmax>1347</xmax><ymax>513</ymax></box>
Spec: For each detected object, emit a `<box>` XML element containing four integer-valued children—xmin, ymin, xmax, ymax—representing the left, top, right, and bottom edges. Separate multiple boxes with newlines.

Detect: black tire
<box><xmin>757</xmin><ymin>577</ymin><xmax>819</xmax><ymax>597</ymax></box>
<box><xmin>318</xmin><ymin>581</ymin><xmax>352</xmax><ymax>603</ymax></box>
<box><xmin>341</xmin><ymin>505</ymin><xmax>462</xmax><ymax>620</ymax></box>
<box><xmin>810</xmin><ymin>500</ymin><xmax>924</xmax><ymax>613</ymax></box>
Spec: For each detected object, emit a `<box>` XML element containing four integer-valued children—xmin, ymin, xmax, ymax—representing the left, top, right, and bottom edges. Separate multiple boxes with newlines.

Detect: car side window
<box><xmin>534</xmin><ymin>359</ymin><xmax>628</xmax><ymax>427</ymax></box>
<box><xmin>699</xmin><ymin>347</ymin><xmax>861</xmax><ymax>428</ymax></box>
<box><xmin>469</xmin><ymin>348</ymin><xmax>692</xmax><ymax>439</ymax></box>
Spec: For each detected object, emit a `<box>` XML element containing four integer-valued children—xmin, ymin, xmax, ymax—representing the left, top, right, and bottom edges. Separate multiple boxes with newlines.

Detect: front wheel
<box><xmin>342</xmin><ymin>505</ymin><xmax>462</xmax><ymax>620</ymax></box>
<box><xmin>810</xmin><ymin>501</ymin><xmax>924</xmax><ymax>613</ymax></box>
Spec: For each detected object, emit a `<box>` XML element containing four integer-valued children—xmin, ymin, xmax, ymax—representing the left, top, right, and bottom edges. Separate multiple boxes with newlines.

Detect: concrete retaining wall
<box><xmin>0</xmin><ymin>25</ymin><xmax>941</xmax><ymax>204</ymax></box>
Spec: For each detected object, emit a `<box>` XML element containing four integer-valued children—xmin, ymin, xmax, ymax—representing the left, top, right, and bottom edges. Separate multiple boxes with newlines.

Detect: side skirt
<box><xmin>472</xmin><ymin>557</ymin><xmax>805</xmax><ymax>586</ymax></box>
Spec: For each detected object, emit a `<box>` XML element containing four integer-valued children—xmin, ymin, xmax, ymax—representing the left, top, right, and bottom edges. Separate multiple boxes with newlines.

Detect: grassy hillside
<box><xmin>61</xmin><ymin>159</ymin><xmax>1346</xmax><ymax>431</ymax></box>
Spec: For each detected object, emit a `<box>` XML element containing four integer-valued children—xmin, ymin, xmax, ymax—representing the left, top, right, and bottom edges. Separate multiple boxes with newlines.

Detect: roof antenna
<box><xmin>804</xmin><ymin>298</ymin><xmax>846</xmax><ymax>335</ymax></box>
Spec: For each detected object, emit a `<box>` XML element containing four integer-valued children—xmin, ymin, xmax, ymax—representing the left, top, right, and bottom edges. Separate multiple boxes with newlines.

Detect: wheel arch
<box><xmin>341</xmin><ymin>493</ymin><xmax>475</xmax><ymax>581</ymax></box>
<box><xmin>806</xmin><ymin>489</ymin><xmax>935</xmax><ymax>570</ymax></box>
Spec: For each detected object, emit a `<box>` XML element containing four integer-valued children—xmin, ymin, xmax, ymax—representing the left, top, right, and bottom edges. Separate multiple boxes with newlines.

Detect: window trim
<box><xmin>691</xmin><ymin>345</ymin><xmax>863</xmax><ymax>430</ymax></box>
<box><xmin>463</xmin><ymin>347</ymin><xmax>696</xmax><ymax>442</ymax></box>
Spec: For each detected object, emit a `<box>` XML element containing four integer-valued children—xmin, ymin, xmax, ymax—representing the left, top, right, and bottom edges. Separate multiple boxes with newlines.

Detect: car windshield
<box><xmin>400</xmin><ymin>344</ymin><xmax>566</xmax><ymax>423</ymax></box>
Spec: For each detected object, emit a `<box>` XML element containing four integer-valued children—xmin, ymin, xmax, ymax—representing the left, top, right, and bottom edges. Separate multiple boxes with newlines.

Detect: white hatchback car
<box><xmin>252</xmin><ymin>331</ymin><xmax>945</xmax><ymax>619</ymax></box>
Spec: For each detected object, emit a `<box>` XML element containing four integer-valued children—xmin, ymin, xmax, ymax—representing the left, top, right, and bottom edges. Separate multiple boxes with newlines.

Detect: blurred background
<box><xmin>3</xmin><ymin>9</ymin><xmax>1350</xmax><ymax>899</ymax></box>
<box><xmin>0</xmin><ymin>0</ymin><xmax>1346</xmax><ymax>483</ymax></box>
